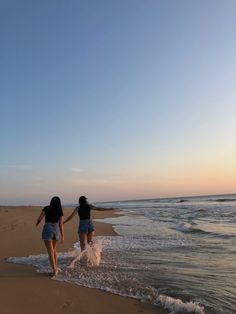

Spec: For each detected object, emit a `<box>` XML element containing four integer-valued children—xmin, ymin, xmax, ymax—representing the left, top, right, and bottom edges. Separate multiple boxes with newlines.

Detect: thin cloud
<box><xmin>69</xmin><ymin>167</ymin><xmax>83</xmax><ymax>173</ymax></box>
<box><xmin>2</xmin><ymin>165</ymin><xmax>33</xmax><ymax>171</ymax></box>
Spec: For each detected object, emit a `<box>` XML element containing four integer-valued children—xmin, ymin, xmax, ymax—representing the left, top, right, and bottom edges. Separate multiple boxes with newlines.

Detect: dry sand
<box><xmin>0</xmin><ymin>206</ymin><xmax>167</xmax><ymax>314</ymax></box>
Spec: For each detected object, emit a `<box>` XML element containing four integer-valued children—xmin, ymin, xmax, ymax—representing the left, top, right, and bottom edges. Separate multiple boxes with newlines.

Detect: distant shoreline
<box><xmin>2</xmin><ymin>192</ymin><xmax>236</xmax><ymax>207</ymax></box>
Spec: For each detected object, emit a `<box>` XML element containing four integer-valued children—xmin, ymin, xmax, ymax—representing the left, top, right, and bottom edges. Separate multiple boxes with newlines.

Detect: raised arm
<box><xmin>90</xmin><ymin>204</ymin><xmax>114</xmax><ymax>211</ymax></box>
<box><xmin>36</xmin><ymin>210</ymin><xmax>45</xmax><ymax>226</ymax></box>
<box><xmin>63</xmin><ymin>207</ymin><xmax>78</xmax><ymax>224</ymax></box>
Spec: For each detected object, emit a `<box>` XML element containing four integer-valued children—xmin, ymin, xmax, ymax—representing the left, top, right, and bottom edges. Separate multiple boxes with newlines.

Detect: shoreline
<box><xmin>0</xmin><ymin>205</ymin><xmax>167</xmax><ymax>314</ymax></box>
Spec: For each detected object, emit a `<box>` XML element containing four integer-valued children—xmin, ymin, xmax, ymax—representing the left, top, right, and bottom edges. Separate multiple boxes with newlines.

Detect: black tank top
<box><xmin>43</xmin><ymin>205</ymin><xmax>63</xmax><ymax>223</ymax></box>
<box><xmin>78</xmin><ymin>204</ymin><xmax>91</xmax><ymax>220</ymax></box>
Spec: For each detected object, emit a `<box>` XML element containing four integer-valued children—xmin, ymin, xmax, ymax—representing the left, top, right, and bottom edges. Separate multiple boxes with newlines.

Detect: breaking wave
<box><xmin>7</xmin><ymin>236</ymin><xmax>204</xmax><ymax>314</ymax></box>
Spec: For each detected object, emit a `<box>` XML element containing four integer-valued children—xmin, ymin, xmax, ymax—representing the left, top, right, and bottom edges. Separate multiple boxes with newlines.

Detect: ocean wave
<box><xmin>8</xmin><ymin>250</ymin><xmax>205</xmax><ymax>314</ymax></box>
<box><xmin>175</xmin><ymin>222</ymin><xmax>215</xmax><ymax>236</ymax></box>
<box><xmin>175</xmin><ymin>222</ymin><xmax>211</xmax><ymax>236</ymax></box>
<box><xmin>157</xmin><ymin>294</ymin><xmax>204</xmax><ymax>314</ymax></box>
<box><xmin>175</xmin><ymin>222</ymin><xmax>236</xmax><ymax>240</ymax></box>
<box><xmin>207</xmin><ymin>198</ymin><xmax>236</xmax><ymax>202</ymax></box>
<box><xmin>175</xmin><ymin>222</ymin><xmax>195</xmax><ymax>233</ymax></box>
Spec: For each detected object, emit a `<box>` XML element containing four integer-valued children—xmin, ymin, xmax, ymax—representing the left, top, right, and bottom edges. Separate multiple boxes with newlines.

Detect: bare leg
<box><xmin>52</xmin><ymin>240</ymin><xmax>58</xmax><ymax>270</ymax></box>
<box><xmin>79</xmin><ymin>233</ymin><xmax>87</xmax><ymax>251</ymax></box>
<box><xmin>87</xmin><ymin>230</ymin><xmax>95</xmax><ymax>245</ymax></box>
<box><xmin>44</xmin><ymin>240</ymin><xmax>58</xmax><ymax>276</ymax></box>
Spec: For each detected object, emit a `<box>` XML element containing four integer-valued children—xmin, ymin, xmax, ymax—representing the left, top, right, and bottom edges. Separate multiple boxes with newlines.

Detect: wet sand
<box><xmin>0</xmin><ymin>206</ymin><xmax>167</xmax><ymax>314</ymax></box>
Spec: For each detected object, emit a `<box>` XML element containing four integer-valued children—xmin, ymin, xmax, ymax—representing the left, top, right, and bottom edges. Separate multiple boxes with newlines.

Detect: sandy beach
<box><xmin>0</xmin><ymin>206</ymin><xmax>167</xmax><ymax>314</ymax></box>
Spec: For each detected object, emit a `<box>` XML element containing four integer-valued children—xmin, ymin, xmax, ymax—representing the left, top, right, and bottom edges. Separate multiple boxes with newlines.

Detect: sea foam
<box><xmin>7</xmin><ymin>236</ymin><xmax>204</xmax><ymax>314</ymax></box>
<box><xmin>157</xmin><ymin>294</ymin><xmax>204</xmax><ymax>314</ymax></box>
<box><xmin>68</xmin><ymin>240</ymin><xmax>102</xmax><ymax>268</ymax></box>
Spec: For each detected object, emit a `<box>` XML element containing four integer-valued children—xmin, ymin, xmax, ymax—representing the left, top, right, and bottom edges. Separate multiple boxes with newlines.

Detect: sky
<box><xmin>0</xmin><ymin>0</ymin><xmax>236</xmax><ymax>205</ymax></box>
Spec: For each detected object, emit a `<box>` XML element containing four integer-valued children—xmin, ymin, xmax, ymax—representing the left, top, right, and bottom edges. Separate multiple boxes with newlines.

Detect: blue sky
<box><xmin>0</xmin><ymin>0</ymin><xmax>236</xmax><ymax>205</ymax></box>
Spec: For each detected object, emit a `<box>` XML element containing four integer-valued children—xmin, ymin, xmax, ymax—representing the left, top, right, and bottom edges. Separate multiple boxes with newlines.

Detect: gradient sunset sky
<box><xmin>1</xmin><ymin>0</ymin><xmax>236</xmax><ymax>205</ymax></box>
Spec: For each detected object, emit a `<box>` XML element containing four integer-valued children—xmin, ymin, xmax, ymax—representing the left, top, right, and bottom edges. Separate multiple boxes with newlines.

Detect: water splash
<box><xmin>7</xmin><ymin>236</ymin><xmax>206</xmax><ymax>314</ymax></box>
<box><xmin>68</xmin><ymin>240</ymin><xmax>102</xmax><ymax>268</ymax></box>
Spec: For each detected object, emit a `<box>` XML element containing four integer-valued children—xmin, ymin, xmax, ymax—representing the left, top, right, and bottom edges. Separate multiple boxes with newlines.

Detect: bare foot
<box><xmin>52</xmin><ymin>268</ymin><xmax>58</xmax><ymax>277</ymax></box>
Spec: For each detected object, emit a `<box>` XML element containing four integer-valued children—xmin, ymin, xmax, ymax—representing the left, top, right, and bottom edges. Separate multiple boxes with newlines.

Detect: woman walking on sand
<box><xmin>36</xmin><ymin>196</ymin><xmax>64</xmax><ymax>276</ymax></box>
<box><xmin>64</xmin><ymin>196</ymin><xmax>102</xmax><ymax>251</ymax></box>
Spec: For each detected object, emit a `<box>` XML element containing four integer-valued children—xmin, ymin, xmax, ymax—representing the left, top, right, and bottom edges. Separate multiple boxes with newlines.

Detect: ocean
<box><xmin>8</xmin><ymin>194</ymin><xmax>236</xmax><ymax>314</ymax></box>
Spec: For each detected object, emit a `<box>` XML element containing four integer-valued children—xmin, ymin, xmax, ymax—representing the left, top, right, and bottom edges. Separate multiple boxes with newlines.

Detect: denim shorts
<box><xmin>78</xmin><ymin>219</ymin><xmax>95</xmax><ymax>234</ymax></box>
<box><xmin>42</xmin><ymin>223</ymin><xmax>60</xmax><ymax>241</ymax></box>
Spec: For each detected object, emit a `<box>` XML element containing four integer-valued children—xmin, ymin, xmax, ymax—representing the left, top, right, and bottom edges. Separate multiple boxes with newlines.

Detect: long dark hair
<box><xmin>79</xmin><ymin>195</ymin><xmax>87</xmax><ymax>206</ymax></box>
<box><xmin>50</xmin><ymin>196</ymin><xmax>62</xmax><ymax>211</ymax></box>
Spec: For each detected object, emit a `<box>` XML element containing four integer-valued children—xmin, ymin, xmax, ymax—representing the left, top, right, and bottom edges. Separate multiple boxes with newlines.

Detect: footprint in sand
<box><xmin>62</xmin><ymin>301</ymin><xmax>71</xmax><ymax>308</ymax></box>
